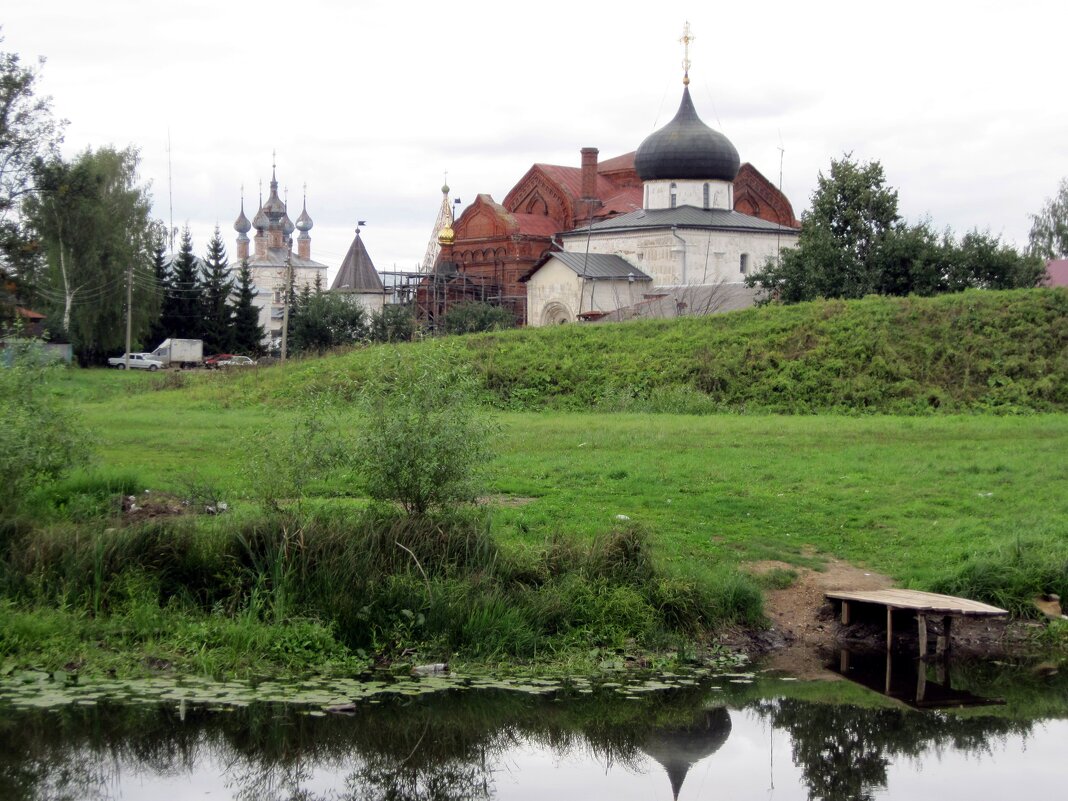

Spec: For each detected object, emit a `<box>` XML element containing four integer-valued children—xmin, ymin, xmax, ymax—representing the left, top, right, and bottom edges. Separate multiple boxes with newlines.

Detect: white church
<box><xmin>522</xmin><ymin>73</ymin><xmax>799</xmax><ymax>326</ymax></box>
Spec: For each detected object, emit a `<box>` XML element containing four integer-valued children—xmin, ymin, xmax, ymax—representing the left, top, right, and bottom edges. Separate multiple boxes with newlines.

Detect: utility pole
<box><xmin>280</xmin><ymin>253</ymin><xmax>292</xmax><ymax>362</ymax></box>
<box><xmin>124</xmin><ymin>262</ymin><xmax>132</xmax><ymax>369</ymax></box>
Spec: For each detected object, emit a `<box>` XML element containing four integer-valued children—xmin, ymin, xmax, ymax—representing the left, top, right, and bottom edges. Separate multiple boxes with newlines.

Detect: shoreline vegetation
<box><xmin>2</xmin><ymin>289</ymin><xmax>1068</xmax><ymax>679</ymax></box>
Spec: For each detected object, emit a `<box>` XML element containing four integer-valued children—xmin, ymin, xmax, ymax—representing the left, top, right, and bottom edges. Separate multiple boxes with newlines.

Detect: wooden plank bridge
<box><xmin>825</xmin><ymin>589</ymin><xmax>1008</xmax><ymax>659</ymax></box>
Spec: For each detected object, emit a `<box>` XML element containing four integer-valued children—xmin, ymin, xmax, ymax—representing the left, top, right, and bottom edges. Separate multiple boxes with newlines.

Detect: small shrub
<box><xmin>441</xmin><ymin>301</ymin><xmax>515</xmax><ymax>336</ymax></box>
<box><xmin>355</xmin><ymin>347</ymin><xmax>494</xmax><ymax>515</ymax></box>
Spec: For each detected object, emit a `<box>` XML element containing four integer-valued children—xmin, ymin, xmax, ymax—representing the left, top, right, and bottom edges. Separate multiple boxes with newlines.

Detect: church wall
<box><xmin>644</xmin><ymin>180</ymin><xmax>733</xmax><ymax>210</ymax></box>
<box><xmin>525</xmin><ymin>259</ymin><xmax>581</xmax><ymax>327</ymax></box>
<box><xmin>525</xmin><ymin>258</ymin><xmax>651</xmax><ymax>327</ymax></box>
<box><xmin>250</xmin><ymin>265</ymin><xmax>328</xmax><ymax>345</ymax></box>
<box><xmin>568</xmin><ymin>227</ymin><xmax>797</xmax><ymax>288</ymax></box>
<box><xmin>337</xmin><ymin>292</ymin><xmax>385</xmax><ymax>316</ymax></box>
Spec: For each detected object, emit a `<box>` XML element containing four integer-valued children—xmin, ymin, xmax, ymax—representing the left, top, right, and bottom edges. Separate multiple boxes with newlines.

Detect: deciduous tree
<box><xmin>749</xmin><ymin>155</ymin><xmax>1045</xmax><ymax>302</ymax></box>
<box><xmin>1027</xmin><ymin>178</ymin><xmax>1068</xmax><ymax>259</ymax></box>
<box><xmin>24</xmin><ymin>147</ymin><xmax>155</xmax><ymax>362</ymax></box>
<box><xmin>0</xmin><ymin>33</ymin><xmax>65</xmax><ymax>301</ymax></box>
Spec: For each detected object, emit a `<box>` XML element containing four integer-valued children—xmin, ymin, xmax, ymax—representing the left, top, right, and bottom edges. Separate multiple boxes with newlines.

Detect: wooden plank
<box><xmin>825</xmin><ymin>588</ymin><xmax>1007</xmax><ymax>617</ymax></box>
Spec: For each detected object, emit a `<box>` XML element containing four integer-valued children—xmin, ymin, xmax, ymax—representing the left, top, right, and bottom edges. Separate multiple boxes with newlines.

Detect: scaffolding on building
<box><xmin>379</xmin><ymin>265</ymin><xmax>528</xmax><ymax>331</ymax></box>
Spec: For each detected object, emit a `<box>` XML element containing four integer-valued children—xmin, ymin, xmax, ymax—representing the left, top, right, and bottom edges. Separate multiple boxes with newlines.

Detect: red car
<box><xmin>203</xmin><ymin>353</ymin><xmax>235</xmax><ymax>369</ymax></box>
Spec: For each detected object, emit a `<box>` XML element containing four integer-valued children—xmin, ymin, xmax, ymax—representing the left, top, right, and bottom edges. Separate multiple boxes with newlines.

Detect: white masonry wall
<box><xmin>562</xmin><ymin>228</ymin><xmax>794</xmax><ymax>288</ymax></box>
<box><xmin>643</xmin><ymin>180</ymin><xmax>733</xmax><ymax>210</ymax></box>
<box><xmin>525</xmin><ymin>258</ymin><xmax>652</xmax><ymax>327</ymax></box>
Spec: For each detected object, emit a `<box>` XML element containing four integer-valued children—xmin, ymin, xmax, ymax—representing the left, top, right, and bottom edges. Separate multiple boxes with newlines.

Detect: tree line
<box><xmin>2</xmin><ymin>34</ymin><xmax>1067</xmax><ymax>363</ymax></box>
<box><xmin>746</xmin><ymin>155</ymin><xmax>1056</xmax><ymax>302</ymax></box>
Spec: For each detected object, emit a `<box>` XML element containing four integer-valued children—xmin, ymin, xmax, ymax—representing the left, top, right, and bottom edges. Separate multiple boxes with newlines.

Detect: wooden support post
<box><xmin>885</xmin><ymin>651</ymin><xmax>892</xmax><ymax>695</ymax></box>
<box><xmin>942</xmin><ymin>616</ymin><xmax>953</xmax><ymax>657</ymax></box>
<box><xmin>840</xmin><ymin>650</ymin><xmax>849</xmax><ymax>673</ymax></box>
<box><xmin>841</xmin><ymin>601</ymin><xmax>851</xmax><ymax>626</ymax></box>
<box><xmin>917</xmin><ymin>614</ymin><xmax>928</xmax><ymax>660</ymax></box>
<box><xmin>916</xmin><ymin>659</ymin><xmax>927</xmax><ymax>703</ymax></box>
<box><xmin>886</xmin><ymin>607</ymin><xmax>894</xmax><ymax>651</ymax></box>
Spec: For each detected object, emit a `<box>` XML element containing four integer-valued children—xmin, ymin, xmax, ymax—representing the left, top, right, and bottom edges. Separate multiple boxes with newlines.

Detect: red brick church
<box><xmin>428</xmin><ymin>149</ymin><xmax>797</xmax><ymax>325</ymax></box>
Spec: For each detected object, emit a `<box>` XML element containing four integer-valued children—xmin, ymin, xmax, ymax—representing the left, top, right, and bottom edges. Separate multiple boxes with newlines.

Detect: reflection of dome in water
<box><xmin>641</xmin><ymin>707</ymin><xmax>732</xmax><ymax>800</ymax></box>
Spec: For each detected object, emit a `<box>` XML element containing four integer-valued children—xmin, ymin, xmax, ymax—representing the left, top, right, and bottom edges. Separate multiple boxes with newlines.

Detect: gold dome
<box><xmin>437</xmin><ymin>224</ymin><xmax>455</xmax><ymax>245</ymax></box>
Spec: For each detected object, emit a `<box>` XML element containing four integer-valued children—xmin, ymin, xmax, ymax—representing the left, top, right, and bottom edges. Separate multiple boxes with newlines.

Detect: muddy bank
<box><xmin>723</xmin><ymin>558</ymin><xmax>1063</xmax><ymax>679</ymax></box>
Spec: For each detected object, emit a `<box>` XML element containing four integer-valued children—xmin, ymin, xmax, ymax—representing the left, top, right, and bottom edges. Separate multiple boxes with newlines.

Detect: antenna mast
<box><xmin>167</xmin><ymin>129</ymin><xmax>175</xmax><ymax>253</ymax></box>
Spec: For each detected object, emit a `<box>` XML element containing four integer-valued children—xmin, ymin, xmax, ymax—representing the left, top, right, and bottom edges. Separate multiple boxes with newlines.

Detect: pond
<box><xmin>1</xmin><ymin>652</ymin><xmax>1066</xmax><ymax>800</ymax></box>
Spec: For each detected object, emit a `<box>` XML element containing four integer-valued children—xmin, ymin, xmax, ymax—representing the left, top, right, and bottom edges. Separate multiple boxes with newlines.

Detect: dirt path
<box><xmin>742</xmin><ymin>558</ymin><xmax>894</xmax><ymax>679</ymax></box>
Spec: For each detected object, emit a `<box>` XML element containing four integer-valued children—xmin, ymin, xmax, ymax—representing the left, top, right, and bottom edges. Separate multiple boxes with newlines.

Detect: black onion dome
<box><xmin>634</xmin><ymin>87</ymin><xmax>740</xmax><ymax>182</ymax></box>
<box><xmin>282</xmin><ymin>211</ymin><xmax>295</xmax><ymax>236</ymax></box>
<box><xmin>252</xmin><ymin>206</ymin><xmax>269</xmax><ymax>231</ymax></box>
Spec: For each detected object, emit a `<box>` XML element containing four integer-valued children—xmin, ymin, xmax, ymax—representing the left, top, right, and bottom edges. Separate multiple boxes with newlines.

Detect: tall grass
<box><xmin>0</xmin><ymin>508</ymin><xmax>762</xmax><ymax>665</ymax></box>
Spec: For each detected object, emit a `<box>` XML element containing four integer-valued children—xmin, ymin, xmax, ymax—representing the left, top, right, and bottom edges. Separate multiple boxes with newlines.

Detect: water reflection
<box><xmin>829</xmin><ymin>649</ymin><xmax>1004</xmax><ymax>709</ymax></box>
<box><xmin>641</xmin><ymin>708</ymin><xmax>731</xmax><ymax>800</ymax></box>
<box><xmin>1</xmin><ymin>664</ymin><xmax>1066</xmax><ymax>801</ymax></box>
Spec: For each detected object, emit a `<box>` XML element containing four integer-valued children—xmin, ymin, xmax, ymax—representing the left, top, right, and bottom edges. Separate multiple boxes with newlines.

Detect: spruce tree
<box><xmin>168</xmin><ymin>227</ymin><xmax>202</xmax><ymax>338</ymax></box>
<box><xmin>200</xmin><ymin>226</ymin><xmax>234</xmax><ymax>353</ymax></box>
<box><xmin>146</xmin><ymin>228</ymin><xmax>171</xmax><ymax>346</ymax></box>
<box><xmin>230</xmin><ymin>259</ymin><xmax>265</xmax><ymax>355</ymax></box>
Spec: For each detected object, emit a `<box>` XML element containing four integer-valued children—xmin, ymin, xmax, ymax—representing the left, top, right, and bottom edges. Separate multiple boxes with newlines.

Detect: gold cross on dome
<box><xmin>680</xmin><ymin>21</ymin><xmax>694</xmax><ymax>85</ymax></box>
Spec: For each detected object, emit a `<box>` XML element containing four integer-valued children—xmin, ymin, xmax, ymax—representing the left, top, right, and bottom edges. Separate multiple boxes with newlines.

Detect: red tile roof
<box><xmin>512</xmin><ymin>213</ymin><xmax>562</xmax><ymax>237</ymax></box>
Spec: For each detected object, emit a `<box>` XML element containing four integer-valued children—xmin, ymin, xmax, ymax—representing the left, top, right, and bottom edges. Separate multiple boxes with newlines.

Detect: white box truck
<box><xmin>151</xmin><ymin>338</ymin><xmax>203</xmax><ymax>369</ymax></box>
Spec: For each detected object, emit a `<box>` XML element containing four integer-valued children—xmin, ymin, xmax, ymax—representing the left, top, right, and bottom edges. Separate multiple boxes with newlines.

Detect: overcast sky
<box><xmin>5</xmin><ymin>0</ymin><xmax>1066</xmax><ymax>281</ymax></box>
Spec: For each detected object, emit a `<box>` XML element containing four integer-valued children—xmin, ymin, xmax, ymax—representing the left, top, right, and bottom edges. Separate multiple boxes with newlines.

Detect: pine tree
<box><xmin>200</xmin><ymin>226</ymin><xmax>233</xmax><ymax>353</ymax></box>
<box><xmin>146</xmin><ymin>227</ymin><xmax>171</xmax><ymax>346</ymax></box>
<box><xmin>230</xmin><ymin>259</ymin><xmax>264</xmax><ymax>355</ymax></box>
<box><xmin>167</xmin><ymin>227</ymin><xmax>202</xmax><ymax>337</ymax></box>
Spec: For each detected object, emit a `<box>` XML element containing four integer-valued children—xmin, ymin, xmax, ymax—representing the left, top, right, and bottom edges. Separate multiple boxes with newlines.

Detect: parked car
<box><xmin>219</xmin><ymin>355</ymin><xmax>257</xmax><ymax>367</ymax></box>
<box><xmin>107</xmin><ymin>353</ymin><xmax>164</xmax><ymax>371</ymax></box>
<box><xmin>204</xmin><ymin>353</ymin><xmax>236</xmax><ymax>369</ymax></box>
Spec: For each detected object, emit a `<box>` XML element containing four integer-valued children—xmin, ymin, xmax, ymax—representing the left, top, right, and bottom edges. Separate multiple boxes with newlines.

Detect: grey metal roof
<box><xmin>634</xmin><ymin>87</ymin><xmax>740</xmax><ymax>182</ymax></box>
<box><xmin>549</xmin><ymin>252</ymin><xmax>652</xmax><ymax>281</ymax></box>
<box><xmin>330</xmin><ymin>234</ymin><xmax>386</xmax><ymax>293</ymax></box>
<box><xmin>574</xmin><ymin>205</ymin><xmax>799</xmax><ymax>235</ymax></box>
<box><xmin>243</xmin><ymin>247</ymin><xmax>328</xmax><ymax>270</ymax></box>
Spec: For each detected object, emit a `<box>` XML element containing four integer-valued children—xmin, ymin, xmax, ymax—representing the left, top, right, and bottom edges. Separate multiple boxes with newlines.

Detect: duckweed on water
<box><xmin>0</xmin><ymin>668</ymin><xmax>744</xmax><ymax>713</ymax></box>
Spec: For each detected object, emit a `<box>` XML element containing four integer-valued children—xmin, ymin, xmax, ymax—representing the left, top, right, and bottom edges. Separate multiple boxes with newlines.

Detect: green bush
<box><xmin>355</xmin><ymin>347</ymin><xmax>494</xmax><ymax>515</ymax></box>
<box><xmin>0</xmin><ymin>339</ymin><xmax>92</xmax><ymax>515</ymax></box>
<box><xmin>441</xmin><ymin>301</ymin><xmax>516</xmax><ymax>336</ymax></box>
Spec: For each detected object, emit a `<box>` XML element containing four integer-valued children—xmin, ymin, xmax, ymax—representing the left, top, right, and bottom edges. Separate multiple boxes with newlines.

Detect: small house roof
<box><xmin>524</xmin><ymin>251</ymin><xmax>652</xmax><ymax>282</ymax></box>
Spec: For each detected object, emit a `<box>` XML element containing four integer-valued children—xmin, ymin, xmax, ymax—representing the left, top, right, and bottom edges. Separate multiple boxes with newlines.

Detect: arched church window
<box><xmin>740</xmin><ymin>253</ymin><xmax>750</xmax><ymax>274</ymax></box>
<box><xmin>670</xmin><ymin>182</ymin><xmax>677</xmax><ymax>209</ymax></box>
<box><xmin>703</xmin><ymin>183</ymin><xmax>710</xmax><ymax>209</ymax></box>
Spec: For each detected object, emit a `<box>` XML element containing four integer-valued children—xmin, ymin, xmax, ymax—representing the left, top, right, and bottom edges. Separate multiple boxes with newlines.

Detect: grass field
<box><xmin>48</xmin><ymin>369</ymin><xmax>1068</xmax><ymax>601</ymax></box>
<box><xmin>6</xmin><ymin>291</ymin><xmax>1068</xmax><ymax>676</ymax></box>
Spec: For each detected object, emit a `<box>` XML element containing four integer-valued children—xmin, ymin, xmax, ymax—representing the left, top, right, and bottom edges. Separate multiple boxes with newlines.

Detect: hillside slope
<box><xmin>238</xmin><ymin>288</ymin><xmax>1068</xmax><ymax>414</ymax></box>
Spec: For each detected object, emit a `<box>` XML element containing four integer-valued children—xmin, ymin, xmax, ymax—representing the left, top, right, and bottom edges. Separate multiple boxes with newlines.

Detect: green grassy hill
<box><xmin>224</xmin><ymin>288</ymin><xmax>1068</xmax><ymax>414</ymax></box>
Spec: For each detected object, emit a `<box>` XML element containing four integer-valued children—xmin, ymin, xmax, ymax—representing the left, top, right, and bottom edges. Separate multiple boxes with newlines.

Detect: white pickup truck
<box><xmin>108</xmin><ymin>353</ymin><xmax>164</xmax><ymax>371</ymax></box>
